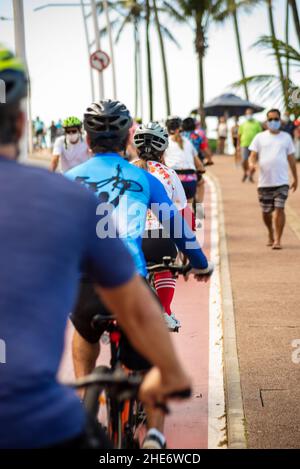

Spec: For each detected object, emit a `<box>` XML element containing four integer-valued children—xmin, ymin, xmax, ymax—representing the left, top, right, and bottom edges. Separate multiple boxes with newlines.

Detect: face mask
<box><xmin>67</xmin><ymin>131</ymin><xmax>80</xmax><ymax>144</ymax></box>
<box><xmin>246</xmin><ymin>114</ymin><xmax>253</xmax><ymax>121</ymax></box>
<box><xmin>282</xmin><ymin>115</ymin><xmax>289</xmax><ymax>123</ymax></box>
<box><xmin>267</xmin><ymin>120</ymin><xmax>281</xmax><ymax>132</ymax></box>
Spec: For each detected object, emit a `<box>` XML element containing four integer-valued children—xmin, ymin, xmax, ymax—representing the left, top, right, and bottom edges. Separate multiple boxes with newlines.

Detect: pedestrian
<box><xmin>249</xmin><ymin>108</ymin><xmax>298</xmax><ymax>250</ymax></box>
<box><xmin>49</xmin><ymin>120</ymin><xmax>57</xmax><ymax>149</ymax></box>
<box><xmin>281</xmin><ymin>111</ymin><xmax>296</xmax><ymax>137</ymax></box>
<box><xmin>34</xmin><ymin>116</ymin><xmax>45</xmax><ymax>150</ymax></box>
<box><xmin>238</xmin><ymin>108</ymin><xmax>262</xmax><ymax>182</ymax></box>
<box><xmin>231</xmin><ymin>116</ymin><xmax>240</xmax><ymax>165</ymax></box>
<box><xmin>217</xmin><ymin>116</ymin><xmax>227</xmax><ymax>155</ymax></box>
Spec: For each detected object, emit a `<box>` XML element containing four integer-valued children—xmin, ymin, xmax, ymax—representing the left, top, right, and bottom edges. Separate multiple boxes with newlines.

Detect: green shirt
<box><xmin>238</xmin><ymin>119</ymin><xmax>262</xmax><ymax>148</ymax></box>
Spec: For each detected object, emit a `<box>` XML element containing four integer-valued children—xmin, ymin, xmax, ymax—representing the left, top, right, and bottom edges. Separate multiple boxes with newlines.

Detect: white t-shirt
<box><xmin>53</xmin><ymin>136</ymin><xmax>90</xmax><ymax>172</ymax></box>
<box><xmin>249</xmin><ymin>130</ymin><xmax>295</xmax><ymax>188</ymax></box>
<box><xmin>164</xmin><ymin>136</ymin><xmax>197</xmax><ymax>170</ymax></box>
<box><xmin>218</xmin><ymin>123</ymin><xmax>227</xmax><ymax>138</ymax></box>
<box><xmin>145</xmin><ymin>161</ymin><xmax>187</xmax><ymax>230</ymax></box>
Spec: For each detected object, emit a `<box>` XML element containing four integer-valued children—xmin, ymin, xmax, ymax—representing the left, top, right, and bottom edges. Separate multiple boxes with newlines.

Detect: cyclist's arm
<box><xmin>50</xmin><ymin>138</ymin><xmax>63</xmax><ymax>172</ymax></box>
<box><xmin>50</xmin><ymin>155</ymin><xmax>60</xmax><ymax>172</ymax></box>
<box><xmin>146</xmin><ymin>172</ymin><xmax>208</xmax><ymax>269</ymax></box>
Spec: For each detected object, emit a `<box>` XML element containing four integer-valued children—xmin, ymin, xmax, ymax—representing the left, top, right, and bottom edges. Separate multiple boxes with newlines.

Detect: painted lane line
<box><xmin>205</xmin><ymin>177</ymin><xmax>227</xmax><ymax>449</ymax></box>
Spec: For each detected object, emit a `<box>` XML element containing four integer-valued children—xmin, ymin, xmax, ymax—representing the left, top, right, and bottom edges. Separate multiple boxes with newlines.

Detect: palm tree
<box><xmin>214</xmin><ymin>0</ymin><xmax>266</xmax><ymax>100</ymax></box>
<box><xmin>289</xmin><ymin>0</ymin><xmax>300</xmax><ymax>48</ymax></box>
<box><xmin>101</xmin><ymin>1</ymin><xmax>179</xmax><ymax>120</ymax></box>
<box><xmin>153</xmin><ymin>0</ymin><xmax>171</xmax><ymax>115</ymax></box>
<box><xmin>145</xmin><ymin>0</ymin><xmax>153</xmax><ymax>119</ymax></box>
<box><xmin>232</xmin><ymin>38</ymin><xmax>300</xmax><ymax>114</ymax></box>
<box><xmin>266</xmin><ymin>0</ymin><xmax>287</xmax><ymax>107</ymax></box>
<box><xmin>174</xmin><ymin>1</ymin><xmax>223</xmax><ymax>127</ymax></box>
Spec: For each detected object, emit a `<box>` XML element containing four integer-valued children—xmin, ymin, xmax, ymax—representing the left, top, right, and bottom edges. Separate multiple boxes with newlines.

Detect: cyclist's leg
<box><xmin>71</xmin><ymin>280</ymin><xmax>108</xmax><ymax>396</ymax></box>
<box><xmin>142</xmin><ymin>230</ymin><xmax>178</xmax><ymax>321</ymax></box>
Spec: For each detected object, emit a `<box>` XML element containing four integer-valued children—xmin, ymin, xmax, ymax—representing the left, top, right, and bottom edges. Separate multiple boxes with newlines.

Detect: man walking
<box><xmin>249</xmin><ymin>109</ymin><xmax>298</xmax><ymax>250</ymax></box>
<box><xmin>239</xmin><ymin>108</ymin><xmax>262</xmax><ymax>182</ymax></box>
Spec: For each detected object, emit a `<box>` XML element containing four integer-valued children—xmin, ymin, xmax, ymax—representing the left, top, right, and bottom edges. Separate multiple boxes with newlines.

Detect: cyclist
<box><xmin>182</xmin><ymin>117</ymin><xmax>207</xmax><ymax>221</ymax></box>
<box><xmin>66</xmin><ymin>100</ymin><xmax>213</xmax><ymax>449</ymax></box>
<box><xmin>133</xmin><ymin>121</ymin><xmax>192</xmax><ymax>330</ymax></box>
<box><xmin>164</xmin><ymin>117</ymin><xmax>205</xmax><ymax>210</ymax></box>
<box><xmin>50</xmin><ymin>116</ymin><xmax>90</xmax><ymax>172</ymax></box>
<box><xmin>0</xmin><ymin>46</ymin><xmax>193</xmax><ymax>449</ymax></box>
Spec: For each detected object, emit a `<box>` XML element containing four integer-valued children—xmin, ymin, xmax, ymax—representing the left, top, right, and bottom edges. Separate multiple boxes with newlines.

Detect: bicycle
<box><xmin>82</xmin><ymin>313</ymin><xmax>149</xmax><ymax>449</ymax></box>
<box><xmin>69</xmin><ymin>366</ymin><xmax>191</xmax><ymax>449</ymax></box>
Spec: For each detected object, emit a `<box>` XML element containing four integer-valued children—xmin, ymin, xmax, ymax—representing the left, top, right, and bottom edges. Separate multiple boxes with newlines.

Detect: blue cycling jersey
<box><xmin>66</xmin><ymin>153</ymin><xmax>208</xmax><ymax>274</ymax></box>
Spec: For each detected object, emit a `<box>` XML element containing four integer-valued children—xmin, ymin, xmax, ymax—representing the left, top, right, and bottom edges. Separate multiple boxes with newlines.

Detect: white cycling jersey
<box><xmin>53</xmin><ymin>136</ymin><xmax>90</xmax><ymax>173</ymax></box>
<box><xmin>144</xmin><ymin>160</ymin><xmax>187</xmax><ymax>230</ymax></box>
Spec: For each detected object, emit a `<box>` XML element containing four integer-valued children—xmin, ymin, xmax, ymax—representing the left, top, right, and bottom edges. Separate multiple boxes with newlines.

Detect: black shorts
<box><xmin>71</xmin><ymin>279</ymin><xmax>154</xmax><ymax>371</ymax></box>
<box><xmin>142</xmin><ymin>229</ymin><xmax>177</xmax><ymax>264</ymax></box>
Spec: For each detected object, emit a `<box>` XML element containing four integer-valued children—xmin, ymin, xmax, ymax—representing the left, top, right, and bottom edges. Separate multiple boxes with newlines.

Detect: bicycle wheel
<box><xmin>83</xmin><ymin>366</ymin><xmax>111</xmax><ymax>435</ymax></box>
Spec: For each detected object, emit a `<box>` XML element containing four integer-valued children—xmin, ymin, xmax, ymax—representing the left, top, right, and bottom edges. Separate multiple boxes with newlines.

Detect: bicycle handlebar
<box><xmin>147</xmin><ymin>256</ymin><xmax>191</xmax><ymax>275</ymax></box>
<box><xmin>67</xmin><ymin>367</ymin><xmax>192</xmax><ymax>413</ymax></box>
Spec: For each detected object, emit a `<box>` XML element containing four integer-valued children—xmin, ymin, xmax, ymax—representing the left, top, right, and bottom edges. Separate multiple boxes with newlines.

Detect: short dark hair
<box><xmin>0</xmin><ymin>103</ymin><xmax>21</xmax><ymax>145</ymax></box>
<box><xmin>267</xmin><ymin>108</ymin><xmax>281</xmax><ymax>119</ymax></box>
<box><xmin>89</xmin><ymin>135</ymin><xmax>128</xmax><ymax>154</ymax></box>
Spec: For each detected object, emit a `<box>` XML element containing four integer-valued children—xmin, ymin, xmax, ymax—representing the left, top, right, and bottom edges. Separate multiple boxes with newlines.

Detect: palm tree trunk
<box><xmin>195</xmin><ymin>13</ymin><xmax>206</xmax><ymax>128</ymax></box>
<box><xmin>266</xmin><ymin>0</ymin><xmax>288</xmax><ymax>108</ymax></box>
<box><xmin>232</xmin><ymin>3</ymin><xmax>249</xmax><ymax>100</ymax></box>
<box><xmin>285</xmin><ymin>0</ymin><xmax>290</xmax><ymax>81</ymax></box>
<box><xmin>146</xmin><ymin>0</ymin><xmax>153</xmax><ymax>120</ymax></box>
<box><xmin>289</xmin><ymin>0</ymin><xmax>300</xmax><ymax>48</ymax></box>
<box><xmin>153</xmin><ymin>0</ymin><xmax>171</xmax><ymax>115</ymax></box>
<box><xmin>134</xmin><ymin>24</ymin><xmax>139</xmax><ymax>117</ymax></box>
<box><xmin>137</xmin><ymin>24</ymin><xmax>144</xmax><ymax>121</ymax></box>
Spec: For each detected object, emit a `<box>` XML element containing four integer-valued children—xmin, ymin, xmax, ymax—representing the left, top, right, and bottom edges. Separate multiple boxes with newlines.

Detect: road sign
<box><xmin>90</xmin><ymin>49</ymin><xmax>110</xmax><ymax>72</ymax></box>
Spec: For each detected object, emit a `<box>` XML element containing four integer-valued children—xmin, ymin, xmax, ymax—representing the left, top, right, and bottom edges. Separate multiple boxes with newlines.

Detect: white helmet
<box><xmin>133</xmin><ymin>122</ymin><xmax>169</xmax><ymax>153</ymax></box>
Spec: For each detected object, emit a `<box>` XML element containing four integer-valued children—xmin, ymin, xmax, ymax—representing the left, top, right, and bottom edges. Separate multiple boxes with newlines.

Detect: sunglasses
<box><xmin>65</xmin><ymin>129</ymin><xmax>79</xmax><ymax>134</ymax></box>
<box><xmin>267</xmin><ymin>118</ymin><xmax>280</xmax><ymax>122</ymax></box>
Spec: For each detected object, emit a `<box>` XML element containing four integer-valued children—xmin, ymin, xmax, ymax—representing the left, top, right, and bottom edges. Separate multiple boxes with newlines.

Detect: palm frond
<box><xmin>159</xmin><ymin>24</ymin><xmax>181</xmax><ymax>48</ymax></box>
<box><xmin>253</xmin><ymin>35</ymin><xmax>300</xmax><ymax>66</ymax></box>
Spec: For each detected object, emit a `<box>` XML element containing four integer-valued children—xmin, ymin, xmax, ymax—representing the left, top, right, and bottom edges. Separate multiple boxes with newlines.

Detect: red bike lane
<box><xmin>59</xmin><ymin>180</ymin><xmax>224</xmax><ymax>449</ymax></box>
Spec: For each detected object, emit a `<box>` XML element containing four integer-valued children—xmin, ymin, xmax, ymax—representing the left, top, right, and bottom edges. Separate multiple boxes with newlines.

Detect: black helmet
<box><xmin>165</xmin><ymin>116</ymin><xmax>182</xmax><ymax>133</ymax></box>
<box><xmin>0</xmin><ymin>45</ymin><xmax>27</xmax><ymax>105</ymax></box>
<box><xmin>84</xmin><ymin>99</ymin><xmax>133</xmax><ymax>142</ymax></box>
<box><xmin>182</xmin><ymin>117</ymin><xmax>196</xmax><ymax>132</ymax></box>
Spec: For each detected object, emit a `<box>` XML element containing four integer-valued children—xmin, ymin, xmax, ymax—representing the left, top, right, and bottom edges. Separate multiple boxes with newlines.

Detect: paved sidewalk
<box><xmin>210</xmin><ymin>156</ymin><xmax>300</xmax><ymax>449</ymax></box>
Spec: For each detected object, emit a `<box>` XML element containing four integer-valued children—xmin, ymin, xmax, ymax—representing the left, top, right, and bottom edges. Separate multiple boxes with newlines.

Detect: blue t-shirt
<box><xmin>0</xmin><ymin>156</ymin><xmax>135</xmax><ymax>448</ymax></box>
<box><xmin>66</xmin><ymin>153</ymin><xmax>208</xmax><ymax>274</ymax></box>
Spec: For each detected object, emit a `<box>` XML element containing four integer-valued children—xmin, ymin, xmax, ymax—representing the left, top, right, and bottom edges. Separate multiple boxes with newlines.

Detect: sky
<box><xmin>0</xmin><ymin>0</ymin><xmax>299</xmax><ymax>136</ymax></box>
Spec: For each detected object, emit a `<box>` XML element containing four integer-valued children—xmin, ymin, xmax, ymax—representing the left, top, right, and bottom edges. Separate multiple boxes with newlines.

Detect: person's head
<box><xmin>245</xmin><ymin>108</ymin><xmax>254</xmax><ymax>120</ymax></box>
<box><xmin>166</xmin><ymin>116</ymin><xmax>182</xmax><ymax>135</ymax></box>
<box><xmin>266</xmin><ymin>108</ymin><xmax>281</xmax><ymax>133</ymax></box>
<box><xmin>282</xmin><ymin>111</ymin><xmax>290</xmax><ymax>123</ymax></box>
<box><xmin>0</xmin><ymin>46</ymin><xmax>28</xmax><ymax>157</ymax></box>
<box><xmin>182</xmin><ymin>117</ymin><xmax>196</xmax><ymax>132</ymax></box>
<box><xmin>166</xmin><ymin>116</ymin><xmax>183</xmax><ymax>149</ymax></box>
<box><xmin>84</xmin><ymin>99</ymin><xmax>133</xmax><ymax>154</ymax></box>
<box><xmin>219</xmin><ymin>116</ymin><xmax>226</xmax><ymax>123</ymax></box>
<box><xmin>63</xmin><ymin>116</ymin><xmax>82</xmax><ymax>144</ymax></box>
<box><xmin>234</xmin><ymin>116</ymin><xmax>239</xmax><ymax>124</ymax></box>
<box><xmin>133</xmin><ymin>122</ymin><xmax>168</xmax><ymax>165</ymax></box>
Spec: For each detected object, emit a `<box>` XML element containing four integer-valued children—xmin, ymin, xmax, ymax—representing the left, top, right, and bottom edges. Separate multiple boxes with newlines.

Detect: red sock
<box><xmin>154</xmin><ymin>271</ymin><xmax>176</xmax><ymax>315</ymax></box>
<box><xmin>181</xmin><ymin>206</ymin><xmax>196</xmax><ymax>231</ymax></box>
